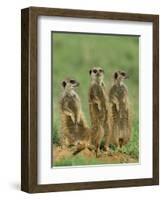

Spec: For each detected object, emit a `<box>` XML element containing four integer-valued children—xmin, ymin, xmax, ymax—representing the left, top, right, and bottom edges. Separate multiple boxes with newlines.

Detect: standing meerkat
<box><xmin>60</xmin><ymin>78</ymin><xmax>91</xmax><ymax>152</ymax></box>
<box><xmin>88</xmin><ymin>67</ymin><xmax>110</xmax><ymax>157</ymax></box>
<box><xmin>108</xmin><ymin>70</ymin><xmax>131</xmax><ymax>149</ymax></box>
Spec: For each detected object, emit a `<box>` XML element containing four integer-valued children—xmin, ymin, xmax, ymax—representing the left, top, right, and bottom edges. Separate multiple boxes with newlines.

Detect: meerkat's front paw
<box><xmin>98</xmin><ymin>104</ymin><xmax>102</xmax><ymax>111</ymax></box>
<box><xmin>70</xmin><ymin>114</ymin><xmax>75</xmax><ymax>123</ymax></box>
<box><xmin>116</xmin><ymin>103</ymin><xmax>120</xmax><ymax>112</ymax></box>
<box><xmin>76</xmin><ymin>116</ymin><xmax>80</xmax><ymax>124</ymax></box>
<box><xmin>94</xmin><ymin>100</ymin><xmax>101</xmax><ymax>111</ymax></box>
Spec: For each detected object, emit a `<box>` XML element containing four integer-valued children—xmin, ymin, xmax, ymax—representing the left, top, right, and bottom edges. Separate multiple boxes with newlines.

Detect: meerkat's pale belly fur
<box><xmin>89</xmin><ymin>83</ymin><xmax>108</xmax><ymax>126</ymax></box>
<box><xmin>109</xmin><ymin>85</ymin><xmax>131</xmax><ymax>147</ymax></box>
<box><xmin>60</xmin><ymin>94</ymin><xmax>91</xmax><ymax>146</ymax></box>
<box><xmin>89</xmin><ymin>83</ymin><xmax>110</xmax><ymax>148</ymax></box>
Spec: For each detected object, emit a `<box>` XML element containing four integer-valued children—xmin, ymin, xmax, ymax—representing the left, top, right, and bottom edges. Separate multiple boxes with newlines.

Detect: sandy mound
<box><xmin>53</xmin><ymin>145</ymin><xmax>137</xmax><ymax>165</ymax></box>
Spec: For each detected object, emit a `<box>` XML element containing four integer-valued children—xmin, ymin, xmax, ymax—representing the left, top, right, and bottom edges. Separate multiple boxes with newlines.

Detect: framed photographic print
<box><xmin>21</xmin><ymin>7</ymin><xmax>159</xmax><ymax>193</ymax></box>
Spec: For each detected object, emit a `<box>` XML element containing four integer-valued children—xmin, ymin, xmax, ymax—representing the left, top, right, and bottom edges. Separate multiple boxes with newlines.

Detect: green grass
<box><xmin>52</xmin><ymin>32</ymin><xmax>139</xmax><ymax>165</ymax></box>
<box><xmin>54</xmin><ymin>155</ymin><xmax>105</xmax><ymax>166</ymax></box>
<box><xmin>118</xmin><ymin>120</ymin><xmax>139</xmax><ymax>159</ymax></box>
<box><xmin>54</xmin><ymin>154</ymin><xmax>123</xmax><ymax>166</ymax></box>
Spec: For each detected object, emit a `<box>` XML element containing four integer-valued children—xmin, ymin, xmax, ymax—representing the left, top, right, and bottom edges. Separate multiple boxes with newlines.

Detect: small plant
<box><xmin>121</xmin><ymin>119</ymin><xmax>139</xmax><ymax>159</ymax></box>
<box><xmin>52</xmin><ymin>126</ymin><xmax>60</xmax><ymax>145</ymax></box>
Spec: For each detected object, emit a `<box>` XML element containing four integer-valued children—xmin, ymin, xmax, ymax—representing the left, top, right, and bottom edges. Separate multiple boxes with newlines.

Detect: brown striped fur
<box><xmin>108</xmin><ymin>71</ymin><xmax>132</xmax><ymax>148</ymax></box>
<box><xmin>60</xmin><ymin>78</ymin><xmax>91</xmax><ymax>152</ymax></box>
<box><xmin>89</xmin><ymin>67</ymin><xmax>111</xmax><ymax>156</ymax></box>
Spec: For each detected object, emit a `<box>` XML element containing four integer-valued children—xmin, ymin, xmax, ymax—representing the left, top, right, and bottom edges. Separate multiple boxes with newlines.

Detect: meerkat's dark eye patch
<box><xmin>121</xmin><ymin>72</ymin><xmax>126</xmax><ymax>76</ymax></box>
<box><xmin>99</xmin><ymin>69</ymin><xmax>104</xmax><ymax>73</ymax></box>
<box><xmin>93</xmin><ymin>69</ymin><xmax>97</xmax><ymax>73</ymax></box>
<box><xmin>62</xmin><ymin>81</ymin><xmax>66</xmax><ymax>88</ymax></box>
<box><xmin>89</xmin><ymin>69</ymin><xmax>92</xmax><ymax>75</ymax></box>
<box><xmin>114</xmin><ymin>72</ymin><xmax>118</xmax><ymax>79</ymax></box>
<box><xmin>70</xmin><ymin>80</ymin><xmax>76</xmax><ymax>84</ymax></box>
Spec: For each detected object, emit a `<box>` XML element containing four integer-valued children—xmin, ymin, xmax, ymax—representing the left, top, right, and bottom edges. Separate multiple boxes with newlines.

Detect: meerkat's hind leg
<box><xmin>94</xmin><ymin>126</ymin><xmax>104</xmax><ymax>157</ymax></box>
<box><xmin>113</xmin><ymin>138</ymin><xmax>121</xmax><ymax>153</ymax></box>
<box><xmin>119</xmin><ymin>138</ymin><xmax>123</xmax><ymax>148</ymax></box>
<box><xmin>116</xmin><ymin>138</ymin><xmax>123</xmax><ymax>153</ymax></box>
<box><xmin>102</xmin><ymin>124</ymin><xmax>113</xmax><ymax>155</ymax></box>
<box><xmin>102</xmin><ymin>131</ymin><xmax>109</xmax><ymax>152</ymax></box>
<box><xmin>115</xmin><ymin>139</ymin><xmax>123</xmax><ymax>153</ymax></box>
<box><xmin>103</xmin><ymin>134</ymin><xmax>111</xmax><ymax>152</ymax></box>
<box><xmin>95</xmin><ymin>144</ymin><xmax>101</xmax><ymax>157</ymax></box>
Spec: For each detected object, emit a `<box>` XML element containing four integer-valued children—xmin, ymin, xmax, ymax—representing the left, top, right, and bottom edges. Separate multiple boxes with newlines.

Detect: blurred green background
<box><xmin>52</xmin><ymin>32</ymin><xmax>139</xmax><ymax>161</ymax></box>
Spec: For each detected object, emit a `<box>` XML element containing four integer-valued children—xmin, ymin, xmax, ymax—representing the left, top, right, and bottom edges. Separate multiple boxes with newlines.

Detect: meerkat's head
<box><xmin>62</xmin><ymin>78</ymin><xmax>80</xmax><ymax>93</ymax></box>
<box><xmin>89</xmin><ymin>67</ymin><xmax>104</xmax><ymax>84</ymax></box>
<box><xmin>113</xmin><ymin>71</ymin><xmax>129</xmax><ymax>85</ymax></box>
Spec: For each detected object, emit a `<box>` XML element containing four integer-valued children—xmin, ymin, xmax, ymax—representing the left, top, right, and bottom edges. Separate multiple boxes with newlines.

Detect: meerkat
<box><xmin>108</xmin><ymin>70</ymin><xmax>131</xmax><ymax>150</ymax></box>
<box><xmin>88</xmin><ymin>67</ymin><xmax>110</xmax><ymax>157</ymax></box>
<box><xmin>60</xmin><ymin>78</ymin><xmax>91</xmax><ymax>153</ymax></box>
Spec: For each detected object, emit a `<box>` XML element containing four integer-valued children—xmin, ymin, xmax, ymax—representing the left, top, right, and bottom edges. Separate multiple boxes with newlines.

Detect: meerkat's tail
<box><xmin>72</xmin><ymin>143</ymin><xmax>86</xmax><ymax>155</ymax></box>
<box><xmin>72</xmin><ymin>143</ymin><xmax>95</xmax><ymax>155</ymax></box>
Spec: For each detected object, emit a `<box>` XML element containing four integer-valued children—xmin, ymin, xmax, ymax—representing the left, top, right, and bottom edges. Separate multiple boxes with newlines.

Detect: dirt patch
<box><xmin>53</xmin><ymin>145</ymin><xmax>138</xmax><ymax>166</ymax></box>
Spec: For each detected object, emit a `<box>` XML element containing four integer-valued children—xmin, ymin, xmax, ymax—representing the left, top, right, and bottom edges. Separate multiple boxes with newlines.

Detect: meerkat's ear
<box><xmin>114</xmin><ymin>72</ymin><xmax>118</xmax><ymax>79</ymax></box>
<box><xmin>89</xmin><ymin>69</ymin><xmax>92</xmax><ymax>75</ymax></box>
<box><xmin>62</xmin><ymin>81</ymin><xmax>66</xmax><ymax>88</ymax></box>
